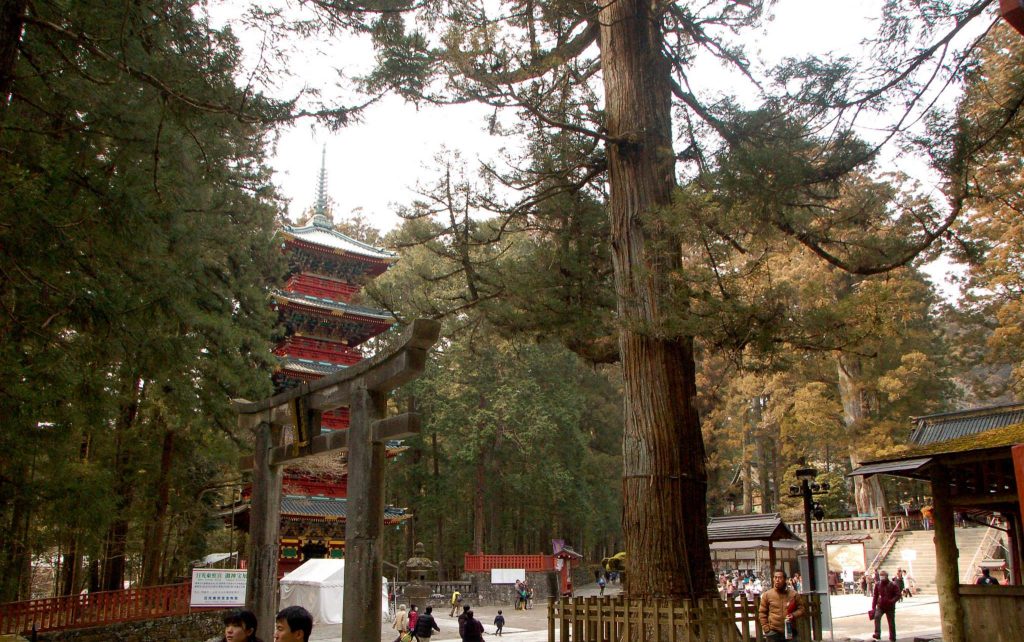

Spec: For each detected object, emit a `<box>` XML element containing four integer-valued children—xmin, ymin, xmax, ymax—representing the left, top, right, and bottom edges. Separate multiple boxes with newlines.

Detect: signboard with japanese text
<box><xmin>190</xmin><ymin>569</ymin><xmax>247</xmax><ymax>607</ymax></box>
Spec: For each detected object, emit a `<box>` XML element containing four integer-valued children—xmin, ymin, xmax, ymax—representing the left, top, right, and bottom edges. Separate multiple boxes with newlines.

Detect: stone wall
<box><xmin>33</xmin><ymin>610</ymin><xmax>228</xmax><ymax>642</ymax></box>
<box><xmin>465</xmin><ymin>566</ymin><xmax>594</xmax><ymax>607</ymax></box>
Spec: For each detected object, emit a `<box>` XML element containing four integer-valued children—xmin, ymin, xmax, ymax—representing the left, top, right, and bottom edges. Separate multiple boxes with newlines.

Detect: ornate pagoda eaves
<box><xmin>276</xmin><ymin>358</ymin><xmax>348</xmax><ymax>377</ymax></box>
<box><xmin>271</xmin><ymin>290</ymin><xmax>395</xmax><ymax>322</ymax></box>
<box><xmin>281</xmin><ymin>224</ymin><xmax>398</xmax><ymax>262</ymax></box>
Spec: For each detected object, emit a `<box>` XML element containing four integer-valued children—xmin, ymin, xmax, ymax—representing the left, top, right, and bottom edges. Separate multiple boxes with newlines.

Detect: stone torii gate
<box><xmin>234</xmin><ymin>319</ymin><xmax>440</xmax><ymax>640</ymax></box>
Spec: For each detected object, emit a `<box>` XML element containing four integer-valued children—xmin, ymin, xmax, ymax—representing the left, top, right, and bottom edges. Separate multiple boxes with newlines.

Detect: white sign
<box><xmin>901</xmin><ymin>549</ymin><xmax>917</xmax><ymax>561</ymax></box>
<box><xmin>190</xmin><ymin>569</ymin><xmax>247</xmax><ymax>607</ymax></box>
<box><xmin>490</xmin><ymin>569</ymin><xmax>526</xmax><ymax>584</ymax></box>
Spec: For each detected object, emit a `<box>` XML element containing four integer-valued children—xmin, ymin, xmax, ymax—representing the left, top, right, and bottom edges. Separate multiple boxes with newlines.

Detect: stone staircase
<box><xmin>877</xmin><ymin>527</ymin><xmax>1001</xmax><ymax>594</ymax></box>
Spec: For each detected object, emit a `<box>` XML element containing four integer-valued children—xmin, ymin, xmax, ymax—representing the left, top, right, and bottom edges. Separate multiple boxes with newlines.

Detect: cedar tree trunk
<box><xmin>836</xmin><ymin>356</ymin><xmax>888</xmax><ymax>516</ymax></box>
<box><xmin>599</xmin><ymin>0</ymin><xmax>714</xmax><ymax>599</ymax></box>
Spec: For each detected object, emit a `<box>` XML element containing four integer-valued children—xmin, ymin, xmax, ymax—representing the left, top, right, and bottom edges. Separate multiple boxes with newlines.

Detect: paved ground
<box><xmin>309</xmin><ymin>584</ymin><xmax>944</xmax><ymax>642</ymax></box>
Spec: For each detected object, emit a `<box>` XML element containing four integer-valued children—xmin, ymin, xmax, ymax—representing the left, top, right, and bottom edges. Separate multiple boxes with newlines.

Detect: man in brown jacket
<box><xmin>759</xmin><ymin>570</ymin><xmax>806</xmax><ymax>641</ymax></box>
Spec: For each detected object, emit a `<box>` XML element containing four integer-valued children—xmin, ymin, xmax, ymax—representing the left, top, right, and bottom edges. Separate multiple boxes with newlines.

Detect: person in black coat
<box><xmin>413</xmin><ymin>605</ymin><xmax>441</xmax><ymax>640</ymax></box>
<box><xmin>462</xmin><ymin>610</ymin><xmax>484</xmax><ymax>642</ymax></box>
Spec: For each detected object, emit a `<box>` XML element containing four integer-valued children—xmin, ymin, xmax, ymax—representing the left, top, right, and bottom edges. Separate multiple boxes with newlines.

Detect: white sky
<box><xmin>209</xmin><ymin>0</ymin><xmax>887</xmax><ymax>231</ymax></box>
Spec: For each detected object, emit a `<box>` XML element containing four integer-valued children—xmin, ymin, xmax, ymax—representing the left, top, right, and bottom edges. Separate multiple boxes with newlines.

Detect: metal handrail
<box><xmin>867</xmin><ymin>517</ymin><xmax>905</xmax><ymax>574</ymax></box>
<box><xmin>961</xmin><ymin>518</ymin><xmax>1001</xmax><ymax>584</ymax></box>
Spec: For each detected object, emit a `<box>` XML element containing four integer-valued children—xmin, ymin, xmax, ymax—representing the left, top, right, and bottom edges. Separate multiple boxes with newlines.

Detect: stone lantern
<box><xmin>401</xmin><ymin>542</ymin><xmax>439</xmax><ymax>605</ymax></box>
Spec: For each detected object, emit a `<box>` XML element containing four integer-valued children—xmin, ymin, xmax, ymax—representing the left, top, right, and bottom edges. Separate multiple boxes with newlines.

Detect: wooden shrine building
<box><xmin>707</xmin><ymin>513</ymin><xmax>802</xmax><ymax>578</ymax></box>
<box><xmin>850</xmin><ymin>402</ymin><xmax>1024</xmax><ymax>642</ymax></box>
<box><xmin>225</xmin><ymin>154</ymin><xmax>407</xmax><ymax>573</ymax></box>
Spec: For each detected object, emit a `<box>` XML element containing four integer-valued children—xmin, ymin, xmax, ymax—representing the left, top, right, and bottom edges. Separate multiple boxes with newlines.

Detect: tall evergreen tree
<box><xmin>0</xmin><ymin>0</ymin><xmax>285</xmax><ymax>597</ymax></box>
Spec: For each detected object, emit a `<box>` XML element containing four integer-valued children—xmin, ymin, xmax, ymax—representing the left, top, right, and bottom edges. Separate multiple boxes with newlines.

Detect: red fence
<box><xmin>464</xmin><ymin>553</ymin><xmax>557</xmax><ymax>572</ymax></box>
<box><xmin>0</xmin><ymin>583</ymin><xmax>191</xmax><ymax>634</ymax></box>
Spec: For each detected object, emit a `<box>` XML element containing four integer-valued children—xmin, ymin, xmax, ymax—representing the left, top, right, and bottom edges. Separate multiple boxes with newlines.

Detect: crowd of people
<box><xmin>717</xmin><ymin>569</ymin><xmax>804</xmax><ymax>601</ymax></box>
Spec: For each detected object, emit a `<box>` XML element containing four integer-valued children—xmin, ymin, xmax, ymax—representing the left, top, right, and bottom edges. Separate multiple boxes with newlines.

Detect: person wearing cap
<box><xmin>871</xmin><ymin>570</ymin><xmax>901</xmax><ymax>641</ymax></box>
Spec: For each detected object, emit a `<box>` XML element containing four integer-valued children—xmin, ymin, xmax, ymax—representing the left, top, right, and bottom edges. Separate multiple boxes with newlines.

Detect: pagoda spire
<box><xmin>311</xmin><ymin>145</ymin><xmax>333</xmax><ymax>228</ymax></box>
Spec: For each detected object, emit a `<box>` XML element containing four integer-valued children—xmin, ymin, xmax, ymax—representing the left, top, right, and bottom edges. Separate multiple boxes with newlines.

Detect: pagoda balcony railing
<box><xmin>284</xmin><ymin>274</ymin><xmax>359</xmax><ymax>302</ymax></box>
<box><xmin>275</xmin><ymin>336</ymin><xmax>363</xmax><ymax>365</ymax></box>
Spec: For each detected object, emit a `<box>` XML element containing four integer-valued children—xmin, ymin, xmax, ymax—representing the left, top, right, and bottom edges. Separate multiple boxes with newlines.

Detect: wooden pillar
<box><xmin>1013</xmin><ymin>445</ymin><xmax>1024</xmax><ymax>584</ymax></box>
<box><xmin>768</xmin><ymin>540</ymin><xmax>777</xmax><ymax>574</ymax></box>
<box><xmin>1007</xmin><ymin>511</ymin><xmax>1022</xmax><ymax>585</ymax></box>
<box><xmin>1002</xmin><ymin>0</ymin><xmax>1024</xmax><ymax>36</ymax></box>
<box><xmin>342</xmin><ymin>384</ymin><xmax>387</xmax><ymax>641</ymax></box>
<box><xmin>245</xmin><ymin>420</ymin><xmax>282</xmax><ymax>634</ymax></box>
<box><xmin>931</xmin><ymin>468</ymin><xmax>965</xmax><ymax>642</ymax></box>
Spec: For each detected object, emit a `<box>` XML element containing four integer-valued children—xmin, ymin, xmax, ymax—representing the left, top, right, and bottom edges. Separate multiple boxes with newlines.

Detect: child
<box><xmin>494</xmin><ymin>610</ymin><xmax>505</xmax><ymax>636</ymax></box>
<box><xmin>220</xmin><ymin>609</ymin><xmax>262</xmax><ymax>642</ymax></box>
<box><xmin>273</xmin><ymin>605</ymin><xmax>313</xmax><ymax>642</ymax></box>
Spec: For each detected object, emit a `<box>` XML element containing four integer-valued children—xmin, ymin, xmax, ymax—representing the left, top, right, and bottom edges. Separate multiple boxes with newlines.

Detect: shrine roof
<box><xmin>280</xmin><ymin>221</ymin><xmax>397</xmax><ymax>262</ymax></box>
<box><xmin>276</xmin><ymin>357</ymin><xmax>348</xmax><ymax>377</ymax></box>
<box><xmin>910</xmin><ymin>401</ymin><xmax>1024</xmax><ymax>446</ymax></box>
<box><xmin>271</xmin><ymin>290</ymin><xmax>394</xmax><ymax>321</ymax></box>
<box><xmin>281</xmin><ymin>495</ymin><xmax>407</xmax><ymax>521</ymax></box>
<box><xmin>707</xmin><ymin>513</ymin><xmax>799</xmax><ymax>543</ymax></box>
<box><xmin>709</xmin><ymin>539</ymin><xmax>804</xmax><ymax>551</ymax></box>
<box><xmin>872</xmin><ymin>420</ymin><xmax>1024</xmax><ymax>462</ymax></box>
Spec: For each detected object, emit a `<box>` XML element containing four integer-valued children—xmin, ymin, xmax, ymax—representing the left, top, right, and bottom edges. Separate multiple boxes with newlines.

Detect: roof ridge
<box><xmin>911</xmin><ymin>400</ymin><xmax>1024</xmax><ymax>423</ymax></box>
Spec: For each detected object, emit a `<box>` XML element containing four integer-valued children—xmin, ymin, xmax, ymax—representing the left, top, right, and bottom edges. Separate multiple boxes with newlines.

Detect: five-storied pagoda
<box><xmin>228</xmin><ymin>151</ymin><xmax>408</xmax><ymax>573</ymax></box>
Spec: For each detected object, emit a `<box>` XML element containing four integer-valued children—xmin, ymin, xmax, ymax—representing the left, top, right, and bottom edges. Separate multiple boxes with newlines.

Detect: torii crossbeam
<box><xmin>234</xmin><ymin>319</ymin><xmax>441</xmax><ymax>640</ymax></box>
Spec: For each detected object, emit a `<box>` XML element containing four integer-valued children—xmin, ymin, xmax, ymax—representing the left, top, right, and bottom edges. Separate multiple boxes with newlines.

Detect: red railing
<box><xmin>274</xmin><ymin>336</ymin><xmax>363</xmax><ymax>366</ymax></box>
<box><xmin>284</xmin><ymin>274</ymin><xmax>359</xmax><ymax>302</ymax></box>
<box><xmin>0</xmin><ymin>583</ymin><xmax>191</xmax><ymax>634</ymax></box>
<box><xmin>464</xmin><ymin>553</ymin><xmax>557</xmax><ymax>572</ymax></box>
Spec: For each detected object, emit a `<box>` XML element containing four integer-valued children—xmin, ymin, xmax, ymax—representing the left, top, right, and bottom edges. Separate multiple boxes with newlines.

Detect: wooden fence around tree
<box><xmin>547</xmin><ymin>594</ymin><xmax>822</xmax><ymax>642</ymax></box>
<box><xmin>0</xmin><ymin>583</ymin><xmax>191</xmax><ymax>635</ymax></box>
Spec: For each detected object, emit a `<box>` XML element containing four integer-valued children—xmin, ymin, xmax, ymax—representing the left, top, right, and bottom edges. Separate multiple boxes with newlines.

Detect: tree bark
<box><xmin>431</xmin><ymin>430</ymin><xmax>445</xmax><ymax>580</ymax></box>
<box><xmin>836</xmin><ymin>355</ymin><xmax>888</xmax><ymax>516</ymax></box>
<box><xmin>0</xmin><ymin>0</ymin><xmax>28</xmax><ymax>119</ymax></box>
<box><xmin>101</xmin><ymin>375</ymin><xmax>143</xmax><ymax>591</ymax></box>
<box><xmin>600</xmin><ymin>0</ymin><xmax>714</xmax><ymax>599</ymax></box>
<box><xmin>141</xmin><ymin>429</ymin><xmax>174</xmax><ymax>586</ymax></box>
<box><xmin>758</xmin><ymin>438</ymin><xmax>773</xmax><ymax>512</ymax></box>
<box><xmin>60</xmin><ymin>536</ymin><xmax>80</xmax><ymax>596</ymax></box>
<box><xmin>742</xmin><ymin>437</ymin><xmax>753</xmax><ymax>513</ymax></box>
<box><xmin>473</xmin><ymin>453</ymin><xmax>485</xmax><ymax>554</ymax></box>
<box><xmin>0</xmin><ymin>467</ymin><xmax>32</xmax><ymax>601</ymax></box>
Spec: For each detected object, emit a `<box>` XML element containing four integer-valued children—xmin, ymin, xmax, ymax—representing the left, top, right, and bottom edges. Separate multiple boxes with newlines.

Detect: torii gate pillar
<box><xmin>236</xmin><ymin>319</ymin><xmax>441</xmax><ymax>639</ymax></box>
<box><xmin>341</xmin><ymin>384</ymin><xmax>387</xmax><ymax>639</ymax></box>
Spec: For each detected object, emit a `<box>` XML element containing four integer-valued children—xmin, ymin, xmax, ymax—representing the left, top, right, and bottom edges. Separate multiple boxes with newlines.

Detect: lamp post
<box><xmin>789</xmin><ymin>467</ymin><xmax>829</xmax><ymax>595</ymax></box>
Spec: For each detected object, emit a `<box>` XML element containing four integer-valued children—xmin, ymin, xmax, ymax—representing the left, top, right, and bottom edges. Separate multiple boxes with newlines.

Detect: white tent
<box><xmin>278</xmin><ymin>559</ymin><xmax>390</xmax><ymax>625</ymax></box>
